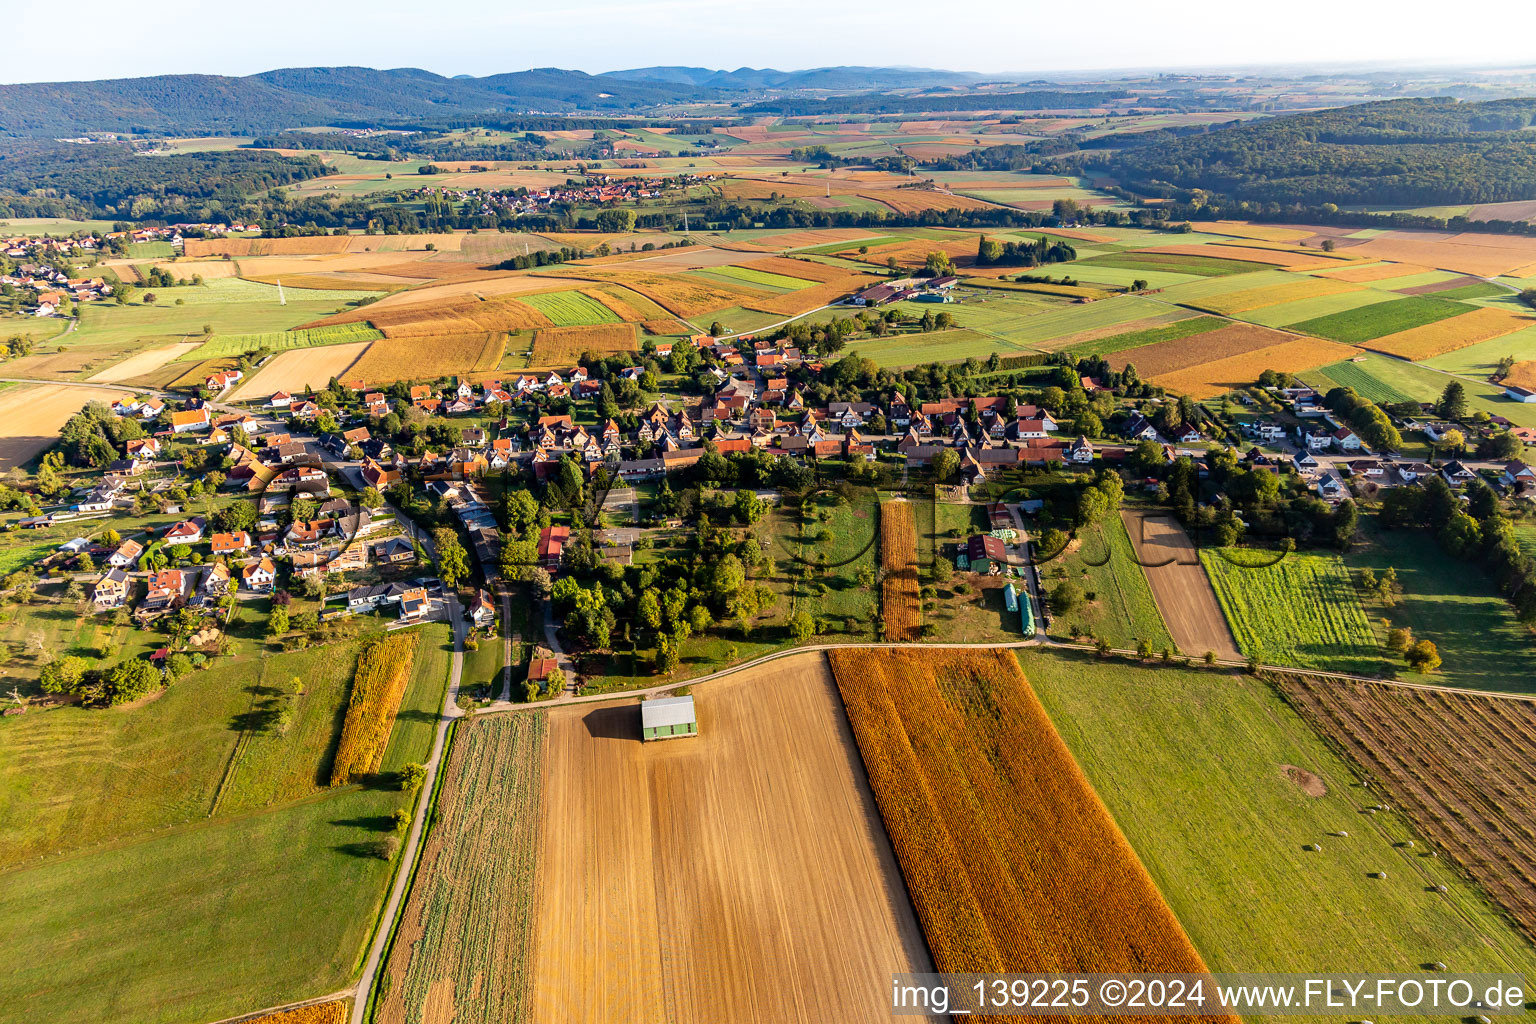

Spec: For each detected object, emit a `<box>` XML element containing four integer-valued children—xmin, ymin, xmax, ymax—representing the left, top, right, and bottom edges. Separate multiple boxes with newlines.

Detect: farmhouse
<box><xmin>641</xmin><ymin>695</ymin><xmax>698</xmax><ymax>741</ymax></box>
<box><xmin>169</xmin><ymin>408</ymin><xmax>210</xmax><ymax>434</ymax></box>
<box><xmin>961</xmin><ymin>534</ymin><xmax>1009</xmax><ymax>574</ymax></box>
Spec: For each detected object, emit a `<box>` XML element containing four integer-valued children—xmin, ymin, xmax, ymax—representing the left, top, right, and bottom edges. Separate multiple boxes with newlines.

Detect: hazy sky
<box><xmin>6</xmin><ymin>0</ymin><xmax>1535</xmax><ymax>84</ymax></box>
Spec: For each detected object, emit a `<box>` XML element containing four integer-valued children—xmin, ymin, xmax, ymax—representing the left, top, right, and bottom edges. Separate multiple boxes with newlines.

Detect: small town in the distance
<box><xmin>13</xmin><ymin>43</ymin><xmax>1536</xmax><ymax>1024</ymax></box>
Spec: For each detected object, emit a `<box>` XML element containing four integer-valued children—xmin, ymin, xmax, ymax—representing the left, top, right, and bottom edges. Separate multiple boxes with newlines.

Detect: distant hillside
<box><xmin>748</xmin><ymin>89</ymin><xmax>1136</xmax><ymax>116</ymax></box>
<box><xmin>602</xmin><ymin>65</ymin><xmax>996</xmax><ymax>92</ymax></box>
<box><xmin>1092</xmin><ymin>97</ymin><xmax>1536</xmax><ymax>206</ymax></box>
<box><xmin>0</xmin><ymin>67</ymin><xmax>706</xmax><ymax>138</ymax></box>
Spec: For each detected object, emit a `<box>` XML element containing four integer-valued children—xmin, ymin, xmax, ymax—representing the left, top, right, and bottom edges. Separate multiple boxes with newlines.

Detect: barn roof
<box><xmin>641</xmin><ymin>695</ymin><xmax>696</xmax><ymax>730</ymax></box>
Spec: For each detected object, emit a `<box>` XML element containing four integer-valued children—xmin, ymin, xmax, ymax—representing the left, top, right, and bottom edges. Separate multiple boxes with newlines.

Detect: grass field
<box><xmin>1200</xmin><ymin>549</ymin><xmax>1380</xmax><ymax>674</ymax></box>
<box><xmin>846</xmin><ymin>328</ymin><xmax>1017</xmax><ymax>368</ymax></box>
<box><xmin>1038</xmin><ymin>517</ymin><xmax>1173</xmax><ymax>650</ymax></box>
<box><xmin>1077</xmin><ymin>251</ymin><xmax>1267</xmax><ymax>277</ymax></box>
<box><xmin>703</xmin><ymin>263</ymin><xmax>816</xmax><ymax>291</ymax></box>
<box><xmin>1024</xmin><ymin>650</ymin><xmax>1536</xmax><ymax>980</ymax></box>
<box><xmin>1290</xmin><ymin>296</ymin><xmax>1470</xmax><ymax>344</ymax></box>
<box><xmin>1238</xmin><ymin>287</ymin><xmax>1398</xmax><ymax>329</ymax></box>
<box><xmin>515</xmin><ymin>289</ymin><xmax>623</xmax><ymax>326</ymax></box>
<box><xmin>532</xmin><ymin>654</ymin><xmax>931</xmax><ymax>1023</ymax></box>
<box><xmin>829</xmin><ymin>647</ymin><xmax>1223</xmax><ymax>1001</ymax></box>
<box><xmin>1060</xmin><ymin>315</ymin><xmax>1224</xmax><ymax>358</ymax></box>
<box><xmin>1346</xmin><ymin>518</ymin><xmax>1536</xmax><ymax>694</ymax></box>
<box><xmin>1307</xmin><ymin>359</ymin><xmax>1417</xmax><ymax>404</ymax></box>
<box><xmin>0</xmin><ymin>622</ymin><xmax>451</xmax><ymax>1024</ymax></box>
<box><xmin>376</xmin><ymin>713</ymin><xmax>545</xmax><ymax>1024</ymax></box>
<box><xmin>1425</xmin><ymin>324</ymin><xmax>1536</xmax><ymax>376</ymax></box>
<box><xmin>1300</xmin><ymin>351</ymin><xmax>1536</xmax><ymax>428</ymax></box>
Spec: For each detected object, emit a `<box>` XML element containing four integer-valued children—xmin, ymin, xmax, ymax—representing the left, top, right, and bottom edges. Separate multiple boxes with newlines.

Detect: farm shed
<box><xmin>641</xmin><ymin>695</ymin><xmax>697</xmax><ymax>742</ymax></box>
<box><xmin>964</xmin><ymin>534</ymin><xmax>1009</xmax><ymax>574</ymax></box>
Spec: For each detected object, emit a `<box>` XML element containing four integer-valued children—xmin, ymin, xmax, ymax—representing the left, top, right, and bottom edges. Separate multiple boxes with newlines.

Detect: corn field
<box><xmin>248</xmin><ymin>1000</ymin><xmax>347</xmax><ymax>1024</ymax></box>
<box><xmin>330</xmin><ymin>633</ymin><xmax>419</xmax><ymax>786</ymax></box>
<box><xmin>829</xmin><ymin>648</ymin><xmax>1228</xmax><ymax>1023</ymax></box>
<box><xmin>374</xmin><ymin>714</ymin><xmax>547</xmax><ymax>1024</ymax></box>
<box><xmin>880</xmin><ymin>500</ymin><xmax>921</xmax><ymax>642</ymax></box>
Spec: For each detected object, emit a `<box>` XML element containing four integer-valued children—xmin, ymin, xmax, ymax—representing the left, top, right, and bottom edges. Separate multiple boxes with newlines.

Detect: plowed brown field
<box><xmin>1277</xmin><ymin>676</ymin><xmax>1536</xmax><ymax>942</ymax></box>
<box><xmin>1108</xmin><ymin>322</ymin><xmax>1294</xmax><ymax>376</ymax></box>
<box><xmin>531</xmin><ymin>653</ymin><xmax>932</xmax><ymax>1024</ymax></box>
<box><xmin>1120</xmin><ymin>510</ymin><xmax>1240</xmax><ymax>660</ymax></box>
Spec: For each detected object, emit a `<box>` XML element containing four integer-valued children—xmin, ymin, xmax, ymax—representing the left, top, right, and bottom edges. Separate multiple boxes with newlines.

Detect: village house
<box><xmin>92</xmin><ymin>568</ymin><xmax>130</xmax><ymax>611</ymax></box>
<box><xmin>241</xmin><ymin>557</ymin><xmax>277</xmax><ymax>592</ymax></box>
<box><xmin>163</xmin><ymin>518</ymin><xmax>205</xmax><ymax>546</ymax></box>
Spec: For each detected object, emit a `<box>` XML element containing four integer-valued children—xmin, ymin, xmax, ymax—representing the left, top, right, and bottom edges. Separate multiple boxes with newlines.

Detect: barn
<box><xmin>641</xmin><ymin>695</ymin><xmax>697</xmax><ymax>742</ymax></box>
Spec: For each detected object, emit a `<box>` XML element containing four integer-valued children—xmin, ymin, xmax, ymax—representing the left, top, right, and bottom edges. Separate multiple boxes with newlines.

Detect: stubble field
<box><xmin>227</xmin><ymin>340</ymin><xmax>372</xmax><ymax>398</ymax></box>
<box><xmin>1119</xmin><ymin>511</ymin><xmax>1241</xmax><ymax>660</ymax></box>
<box><xmin>531</xmin><ymin>652</ymin><xmax>932</xmax><ymax>1024</ymax></box>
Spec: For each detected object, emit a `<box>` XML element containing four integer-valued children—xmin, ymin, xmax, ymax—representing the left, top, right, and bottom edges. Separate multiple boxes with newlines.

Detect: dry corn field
<box><xmin>827</xmin><ymin>648</ymin><xmax>1227</xmax><ymax>1022</ymax></box>
<box><xmin>1277</xmin><ymin>676</ymin><xmax>1536</xmax><ymax>942</ymax></box>
<box><xmin>529</xmin><ymin>323</ymin><xmax>637</xmax><ymax>367</ymax></box>
<box><xmin>869</xmin><ymin>190</ymin><xmax>1001</xmax><ymax>215</ymax></box>
<box><xmin>353</xmin><ymin>294</ymin><xmax>552</xmax><ymax>337</ymax></box>
<box><xmin>330</xmin><ymin>633</ymin><xmax>418</xmax><ymax>786</ymax></box>
<box><xmin>532</xmin><ymin>653</ymin><xmax>932</xmax><ymax>1024</ymax></box>
<box><xmin>1153</xmin><ymin>338</ymin><xmax>1363</xmax><ymax>398</ymax></box>
<box><xmin>1504</xmin><ymin>361</ymin><xmax>1536</xmax><ymax>391</ymax></box>
<box><xmin>244</xmin><ymin>1001</ymin><xmax>347</xmax><ymax>1024</ymax></box>
<box><xmin>376</xmin><ymin>714</ymin><xmax>546</xmax><ymax>1024</ymax></box>
<box><xmin>348</xmin><ymin>333</ymin><xmax>506</xmax><ymax>384</ymax></box>
<box><xmin>1362</xmin><ymin>307</ymin><xmax>1533</xmax><ymax>360</ymax></box>
<box><xmin>880</xmin><ymin>500</ymin><xmax>921</xmax><ymax>642</ymax></box>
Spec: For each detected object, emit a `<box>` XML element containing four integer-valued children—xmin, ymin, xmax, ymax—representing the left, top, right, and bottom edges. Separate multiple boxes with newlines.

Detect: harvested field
<box><xmin>558</xmin><ymin>270</ymin><xmax>759</xmax><ymax>318</ymax></box>
<box><xmin>1154</xmin><ymin>338</ymin><xmax>1363</xmax><ymax>398</ymax></box>
<box><xmin>845</xmin><ymin>235</ymin><xmax>978</xmax><ymax>269</ymax></box>
<box><xmin>1316</xmin><ymin>261</ymin><xmax>1430</xmax><ymax>283</ymax></box>
<box><xmin>1187</xmin><ymin>276</ymin><xmax>1360</xmax><ymax>316</ymax></box>
<box><xmin>1277</xmin><ymin>676</ymin><xmax>1536</xmax><ymax>942</ymax></box>
<box><xmin>0</xmin><ymin>384</ymin><xmax>109</xmax><ymax>471</ymax></box>
<box><xmin>734</xmin><ymin>255</ymin><xmax>851</xmax><ymax>283</ymax></box>
<box><xmin>1363</xmin><ymin>306</ymin><xmax>1534</xmax><ymax>360</ymax></box>
<box><xmin>227</xmin><ymin>341</ymin><xmax>370</xmax><ymax>399</ymax></box>
<box><xmin>86</xmin><ymin>341</ymin><xmax>201</xmax><ymax>382</ymax></box>
<box><xmin>868</xmin><ymin>190</ymin><xmax>1000</xmax><ymax>215</ymax></box>
<box><xmin>1347</xmin><ymin>231</ymin><xmax>1536</xmax><ymax>278</ymax></box>
<box><xmin>739</xmin><ymin>274</ymin><xmax>872</xmax><ymax>317</ymax></box>
<box><xmin>1205</xmin><ymin>221</ymin><xmax>1316</xmax><ymax>242</ymax></box>
<box><xmin>880</xmin><ymin>499</ymin><xmax>920</xmax><ymax>642</ymax></box>
<box><xmin>349</xmin><ymin>333</ymin><xmax>506</xmax><ymax>385</ymax></box>
<box><xmin>828</xmin><ymin>647</ymin><xmax>1226</xmax><ymax>1016</ymax></box>
<box><xmin>1061</xmin><ymin>315</ymin><xmax>1222</xmax><ymax>358</ymax></box>
<box><xmin>1145</xmin><ymin>244</ymin><xmax>1342</xmax><ymax>269</ymax></box>
<box><xmin>580</xmin><ymin>285</ymin><xmax>668</xmax><ymax>322</ymax></box>
<box><xmin>1505</xmin><ymin>361</ymin><xmax>1536</xmax><ymax>391</ymax></box>
<box><xmin>529</xmin><ymin>324</ymin><xmax>637</xmax><ymax>367</ymax></box>
<box><xmin>331</xmin><ymin>633</ymin><xmax>418</xmax><ymax>786</ymax></box>
<box><xmin>376</xmin><ymin>714</ymin><xmax>545</xmax><ymax>1024</ymax></box>
<box><xmin>183</xmin><ymin>236</ymin><xmax>352</xmax><ymax>258</ymax></box>
<box><xmin>323</xmin><ymin>294</ymin><xmax>552</xmax><ymax>337</ymax></box>
<box><xmin>1107</xmin><ymin>322</ymin><xmax>1295</xmax><ymax>376</ymax></box>
<box><xmin>1120</xmin><ymin>510</ymin><xmax>1241</xmax><ymax>660</ymax></box>
<box><xmin>1396</xmin><ymin>274</ymin><xmax>1495</xmax><ymax>296</ymax></box>
<box><xmin>755</xmin><ymin>228</ymin><xmax>883</xmax><ymax>249</ymax></box>
<box><xmin>532</xmin><ymin>653</ymin><xmax>932</xmax><ymax>1024</ymax></box>
<box><xmin>699</xmin><ymin>264</ymin><xmax>814</xmax><ymax>291</ymax></box>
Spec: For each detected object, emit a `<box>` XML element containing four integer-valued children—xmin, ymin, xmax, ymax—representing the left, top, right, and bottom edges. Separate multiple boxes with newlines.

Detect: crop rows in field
<box><xmin>1077</xmin><ymin>251</ymin><xmax>1265</xmax><ymax>277</ymax></box>
<box><xmin>879</xmin><ymin>500</ymin><xmax>920</xmax><ymax>642</ymax></box>
<box><xmin>515</xmin><ymin>289</ymin><xmax>623</xmax><ymax>326</ymax></box>
<box><xmin>1186</xmin><ymin>276</ymin><xmax>1361</xmax><ymax>316</ymax></box>
<box><xmin>1199</xmin><ymin>551</ymin><xmax>1379</xmax><ymax>674</ymax></box>
<box><xmin>187</xmin><ymin>323</ymin><xmax>382</xmax><ymax>360</ymax></box>
<box><xmin>246</xmin><ymin>1001</ymin><xmax>347</xmax><ymax>1024</ymax></box>
<box><xmin>1277</xmin><ymin>676</ymin><xmax>1536</xmax><ymax>942</ymax></box>
<box><xmin>1291</xmin><ymin>296</ymin><xmax>1470</xmax><ymax>344</ymax></box>
<box><xmin>529</xmin><ymin>323</ymin><xmax>637</xmax><ymax>367</ymax></box>
<box><xmin>1309</xmin><ymin>360</ymin><xmax>1417</xmax><ymax>405</ymax></box>
<box><xmin>330</xmin><ymin>633</ymin><xmax>418</xmax><ymax>786</ymax></box>
<box><xmin>347</xmin><ymin>332</ymin><xmax>505</xmax><ymax>385</ymax></box>
<box><xmin>1360</xmin><ymin>306</ymin><xmax>1532</xmax><ymax>360</ymax></box>
<box><xmin>1154</xmin><ymin>338</ymin><xmax>1362</xmax><ymax>399</ymax></box>
<box><xmin>704</xmin><ymin>264</ymin><xmax>817</xmax><ymax>291</ymax></box>
<box><xmin>376</xmin><ymin>713</ymin><xmax>546</xmax><ymax>1024</ymax></box>
<box><xmin>828</xmin><ymin>648</ymin><xmax>1226</xmax><ymax>1014</ymax></box>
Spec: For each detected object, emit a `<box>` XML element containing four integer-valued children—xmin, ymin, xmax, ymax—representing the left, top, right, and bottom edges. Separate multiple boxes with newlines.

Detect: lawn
<box><xmin>1346</xmin><ymin>517</ymin><xmax>1536</xmax><ymax>694</ymax></box>
<box><xmin>1290</xmin><ymin>296</ymin><xmax>1471</xmax><ymax>344</ymax></box>
<box><xmin>846</xmin><ymin>328</ymin><xmax>1019</xmax><ymax>368</ymax></box>
<box><xmin>1200</xmin><ymin>548</ymin><xmax>1381</xmax><ymax>674</ymax></box>
<box><xmin>1037</xmin><ymin>517</ymin><xmax>1174</xmax><ymax>651</ymax></box>
<box><xmin>1023</xmin><ymin>649</ymin><xmax>1536</xmax><ymax>980</ymax></box>
<box><xmin>514</xmin><ymin>289</ymin><xmax>622</xmax><ymax>327</ymax></box>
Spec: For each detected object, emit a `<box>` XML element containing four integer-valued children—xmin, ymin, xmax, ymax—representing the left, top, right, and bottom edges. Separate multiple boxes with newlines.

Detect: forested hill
<box><xmin>1086</xmin><ymin>98</ymin><xmax>1536</xmax><ymax>206</ymax></box>
<box><xmin>0</xmin><ymin>67</ymin><xmax>703</xmax><ymax>137</ymax></box>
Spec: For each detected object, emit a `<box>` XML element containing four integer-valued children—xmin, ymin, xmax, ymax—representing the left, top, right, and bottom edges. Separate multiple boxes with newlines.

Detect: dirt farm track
<box><xmin>1120</xmin><ymin>509</ymin><xmax>1242</xmax><ymax>662</ymax></box>
<box><xmin>530</xmin><ymin>651</ymin><xmax>937</xmax><ymax>1024</ymax></box>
